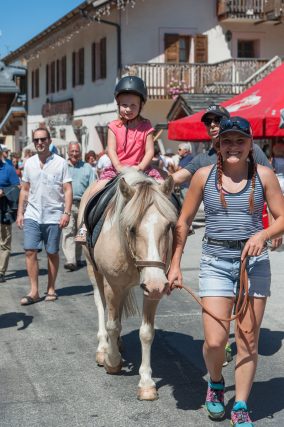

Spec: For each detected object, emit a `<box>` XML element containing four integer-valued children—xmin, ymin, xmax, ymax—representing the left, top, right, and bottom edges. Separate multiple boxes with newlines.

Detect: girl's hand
<box><xmin>167</xmin><ymin>265</ymin><xmax>183</xmax><ymax>294</ymax></box>
<box><xmin>241</xmin><ymin>231</ymin><xmax>267</xmax><ymax>260</ymax></box>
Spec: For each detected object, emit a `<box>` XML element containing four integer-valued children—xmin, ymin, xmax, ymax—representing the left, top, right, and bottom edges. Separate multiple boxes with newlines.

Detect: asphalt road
<box><xmin>0</xmin><ymin>225</ymin><xmax>283</xmax><ymax>427</ymax></box>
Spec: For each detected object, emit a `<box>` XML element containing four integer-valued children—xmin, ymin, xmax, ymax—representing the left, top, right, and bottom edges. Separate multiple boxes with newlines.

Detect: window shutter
<box><xmin>31</xmin><ymin>70</ymin><xmax>35</xmax><ymax>98</ymax></box>
<box><xmin>194</xmin><ymin>34</ymin><xmax>208</xmax><ymax>63</ymax></box>
<box><xmin>100</xmin><ymin>38</ymin><xmax>107</xmax><ymax>79</ymax></box>
<box><xmin>56</xmin><ymin>59</ymin><xmax>60</xmax><ymax>91</ymax></box>
<box><xmin>46</xmin><ymin>64</ymin><xmax>49</xmax><ymax>95</ymax></box>
<box><xmin>164</xmin><ymin>33</ymin><xmax>179</xmax><ymax>63</ymax></box>
<box><xmin>92</xmin><ymin>42</ymin><xmax>97</xmax><ymax>81</ymax></box>
<box><xmin>79</xmin><ymin>48</ymin><xmax>85</xmax><ymax>85</ymax></box>
<box><xmin>35</xmin><ymin>68</ymin><xmax>39</xmax><ymax>97</ymax></box>
<box><xmin>72</xmin><ymin>51</ymin><xmax>76</xmax><ymax>87</ymax></box>
<box><xmin>61</xmin><ymin>56</ymin><xmax>67</xmax><ymax>90</ymax></box>
<box><xmin>51</xmin><ymin>61</ymin><xmax>55</xmax><ymax>93</ymax></box>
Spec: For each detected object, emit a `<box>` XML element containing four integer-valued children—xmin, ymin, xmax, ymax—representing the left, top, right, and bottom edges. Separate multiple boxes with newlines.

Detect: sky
<box><xmin>0</xmin><ymin>0</ymin><xmax>83</xmax><ymax>59</ymax></box>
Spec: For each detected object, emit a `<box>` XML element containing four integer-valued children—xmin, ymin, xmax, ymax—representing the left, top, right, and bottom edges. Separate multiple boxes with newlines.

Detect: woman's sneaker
<box><xmin>75</xmin><ymin>227</ymin><xmax>87</xmax><ymax>244</ymax></box>
<box><xmin>231</xmin><ymin>401</ymin><xmax>254</xmax><ymax>426</ymax></box>
<box><xmin>205</xmin><ymin>377</ymin><xmax>225</xmax><ymax>419</ymax></box>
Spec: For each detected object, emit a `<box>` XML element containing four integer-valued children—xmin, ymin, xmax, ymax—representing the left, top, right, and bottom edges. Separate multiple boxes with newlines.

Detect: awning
<box><xmin>168</xmin><ymin>62</ymin><xmax>284</xmax><ymax>141</ymax></box>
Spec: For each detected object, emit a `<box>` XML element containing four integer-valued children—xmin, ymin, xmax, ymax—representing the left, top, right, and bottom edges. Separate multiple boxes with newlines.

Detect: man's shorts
<box><xmin>199</xmin><ymin>251</ymin><xmax>271</xmax><ymax>298</ymax></box>
<box><xmin>23</xmin><ymin>219</ymin><xmax>61</xmax><ymax>254</ymax></box>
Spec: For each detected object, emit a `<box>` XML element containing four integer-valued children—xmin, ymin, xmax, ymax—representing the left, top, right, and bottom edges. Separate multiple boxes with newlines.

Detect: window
<box><xmin>92</xmin><ymin>37</ymin><xmax>107</xmax><ymax>81</ymax></box>
<box><xmin>164</xmin><ymin>33</ymin><xmax>208</xmax><ymax>63</ymax></box>
<box><xmin>238</xmin><ymin>40</ymin><xmax>258</xmax><ymax>58</ymax></box>
<box><xmin>72</xmin><ymin>48</ymin><xmax>85</xmax><ymax>87</ymax></box>
<box><xmin>96</xmin><ymin>125</ymin><xmax>108</xmax><ymax>148</ymax></box>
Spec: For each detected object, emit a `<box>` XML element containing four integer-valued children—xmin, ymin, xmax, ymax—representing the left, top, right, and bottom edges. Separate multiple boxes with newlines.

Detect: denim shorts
<box><xmin>23</xmin><ymin>219</ymin><xmax>61</xmax><ymax>254</ymax></box>
<box><xmin>199</xmin><ymin>251</ymin><xmax>271</xmax><ymax>298</ymax></box>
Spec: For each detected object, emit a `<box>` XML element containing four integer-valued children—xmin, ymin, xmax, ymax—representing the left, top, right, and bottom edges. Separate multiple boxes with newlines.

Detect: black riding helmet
<box><xmin>114</xmin><ymin>76</ymin><xmax>147</xmax><ymax>103</ymax></box>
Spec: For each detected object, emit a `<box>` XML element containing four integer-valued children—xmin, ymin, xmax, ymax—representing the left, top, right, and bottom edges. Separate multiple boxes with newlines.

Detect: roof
<box><xmin>3</xmin><ymin>1</ymin><xmax>115</xmax><ymax>64</ymax></box>
<box><xmin>0</xmin><ymin>106</ymin><xmax>26</xmax><ymax>134</ymax></box>
<box><xmin>0</xmin><ymin>62</ymin><xmax>20</xmax><ymax>93</ymax></box>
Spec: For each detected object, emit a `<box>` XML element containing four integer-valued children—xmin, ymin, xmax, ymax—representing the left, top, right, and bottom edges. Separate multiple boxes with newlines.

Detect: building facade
<box><xmin>3</xmin><ymin>0</ymin><xmax>284</xmax><ymax>153</ymax></box>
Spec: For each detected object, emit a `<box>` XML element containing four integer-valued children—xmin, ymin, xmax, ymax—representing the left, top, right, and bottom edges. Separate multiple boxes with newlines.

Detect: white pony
<box><xmin>79</xmin><ymin>169</ymin><xmax>178</xmax><ymax>400</ymax></box>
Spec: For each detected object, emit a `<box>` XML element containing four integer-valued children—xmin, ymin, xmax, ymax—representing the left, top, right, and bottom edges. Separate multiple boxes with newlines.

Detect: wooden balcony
<box><xmin>263</xmin><ymin>0</ymin><xmax>284</xmax><ymax>22</ymax></box>
<box><xmin>124</xmin><ymin>58</ymin><xmax>271</xmax><ymax>99</ymax></box>
<box><xmin>217</xmin><ymin>0</ymin><xmax>265</xmax><ymax>21</ymax></box>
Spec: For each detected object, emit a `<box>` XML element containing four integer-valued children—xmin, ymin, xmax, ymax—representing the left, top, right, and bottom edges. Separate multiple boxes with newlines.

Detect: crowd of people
<box><xmin>1</xmin><ymin>75</ymin><xmax>284</xmax><ymax>427</ymax></box>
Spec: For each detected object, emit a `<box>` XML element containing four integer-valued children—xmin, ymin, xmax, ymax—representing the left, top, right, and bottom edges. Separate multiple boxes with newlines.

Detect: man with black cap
<box><xmin>172</xmin><ymin>102</ymin><xmax>271</xmax><ymax>187</ymax></box>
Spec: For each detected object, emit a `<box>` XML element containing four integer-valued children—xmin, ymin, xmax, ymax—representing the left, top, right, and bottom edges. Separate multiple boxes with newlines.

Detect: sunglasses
<box><xmin>219</xmin><ymin>118</ymin><xmax>252</xmax><ymax>136</ymax></box>
<box><xmin>203</xmin><ymin>116</ymin><xmax>222</xmax><ymax>126</ymax></box>
<box><xmin>33</xmin><ymin>137</ymin><xmax>49</xmax><ymax>143</ymax></box>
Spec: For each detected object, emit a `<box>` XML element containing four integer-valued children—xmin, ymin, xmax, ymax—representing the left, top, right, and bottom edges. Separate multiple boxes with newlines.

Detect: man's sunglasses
<box><xmin>203</xmin><ymin>116</ymin><xmax>222</xmax><ymax>126</ymax></box>
<box><xmin>33</xmin><ymin>137</ymin><xmax>48</xmax><ymax>143</ymax></box>
<box><xmin>219</xmin><ymin>117</ymin><xmax>251</xmax><ymax>136</ymax></box>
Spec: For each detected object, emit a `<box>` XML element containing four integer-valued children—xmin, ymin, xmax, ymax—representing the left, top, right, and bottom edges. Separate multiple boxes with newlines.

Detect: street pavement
<box><xmin>0</xmin><ymin>225</ymin><xmax>284</xmax><ymax>427</ymax></box>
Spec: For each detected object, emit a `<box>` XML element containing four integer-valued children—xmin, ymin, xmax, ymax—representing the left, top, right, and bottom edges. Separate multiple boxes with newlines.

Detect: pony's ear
<box><xmin>159</xmin><ymin>176</ymin><xmax>174</xmax><ymax>197</ymax></box>
<box><xmin>119</xmin><ymin>178</ymin><xmax>135</xmax><ymax>200</ymax></box>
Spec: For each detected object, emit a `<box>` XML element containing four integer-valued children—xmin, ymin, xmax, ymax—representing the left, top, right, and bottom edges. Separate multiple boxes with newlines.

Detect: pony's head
<box><xmin>109</xmin><ymin>169</ymin><xmax>178</xmax><ymax>300</ymax></box>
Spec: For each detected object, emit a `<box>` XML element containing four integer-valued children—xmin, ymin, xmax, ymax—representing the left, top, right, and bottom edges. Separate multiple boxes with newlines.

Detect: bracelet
<box><xmin>64</xmin><ymin>211</ymin><xmax>71</xmax><ymax>216</ymax></box>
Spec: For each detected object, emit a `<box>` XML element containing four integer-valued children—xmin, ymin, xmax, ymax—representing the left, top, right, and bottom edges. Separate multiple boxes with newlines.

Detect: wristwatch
<box><xmin>64</xmin><ymin>211</ymin><xmax>71</xmax><ymax>216</ymax></box>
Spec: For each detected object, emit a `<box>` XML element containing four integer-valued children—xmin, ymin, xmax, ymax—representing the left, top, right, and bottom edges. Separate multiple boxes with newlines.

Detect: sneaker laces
<box><xmin>231</xmin><ymin>408</ymin><xmax>252</xmax><ymax>424</ymax></box>
<box><xmin>206</xmin><ymin>385</ymin><xmax>224</xmax><ymax>404</ymax></box>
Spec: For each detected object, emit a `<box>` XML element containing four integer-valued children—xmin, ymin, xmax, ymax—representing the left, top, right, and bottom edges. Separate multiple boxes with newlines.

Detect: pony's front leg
<box><xmin>104</xmin><ymin>282</ymin><xmax>123</xmax><ymax>374</ymax></box>
<box><xmin>86</xmin><ymin>262</ymin><xmax>108</xmax><ymax>366</ymax></box>
<box><xmin>93</xmin><ymin>270</ymin><xmax>108</xmax><ymax>366</ymax></box>
<box><xmin>137</xmin><ymin>297</ymin><xmax>159</xmax><ymax>401</ymax></box>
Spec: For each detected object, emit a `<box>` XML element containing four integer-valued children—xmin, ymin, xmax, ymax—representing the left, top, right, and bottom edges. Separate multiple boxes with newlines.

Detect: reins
<box><xmin>172</xmin><ymin>256</ymin><xmax>255</xmax><ymax>334</ymax></box>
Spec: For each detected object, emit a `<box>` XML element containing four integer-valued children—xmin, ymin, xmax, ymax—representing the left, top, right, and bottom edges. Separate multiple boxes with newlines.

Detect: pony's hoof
<box><xmin>137</xmin><ymin>386</ymin><xmax>158</xmax><ymax>401</ymax></box>
<box><xmin>96</xmin><ymin>351</ymin><xmax>105</xmax><ymax>366</ymax></box>
<box><xmin>104</xmin><ymin>360</ymin><xmax>123</xmax><ymax>374</ymax></box>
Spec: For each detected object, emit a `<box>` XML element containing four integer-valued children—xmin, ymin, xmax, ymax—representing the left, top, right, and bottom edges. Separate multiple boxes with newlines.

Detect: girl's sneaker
<box><xmin>231</xmin><ymin>401</ymin><xmax>254</xmax><ymax>426</ymax></box>
<box><xmin>75</xmin><ymin>227</ymin><xmax>87</xmax><ymax>244</ymax></box>
<box><xmin>205</xmin><ymin>377</ymin><xmax>225</xmax><ymax>419</ymax></box>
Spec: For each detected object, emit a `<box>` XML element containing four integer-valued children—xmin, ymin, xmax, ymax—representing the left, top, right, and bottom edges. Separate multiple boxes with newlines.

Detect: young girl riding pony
<box><xmin>75</xmin><ymin>76</ymin><xmax>162</xmax><ymax>242</ymax></box>
<box><xmin>168</xmin><ymin>116</ymin><xmax>284</xmax><ymax>426</ymax></box>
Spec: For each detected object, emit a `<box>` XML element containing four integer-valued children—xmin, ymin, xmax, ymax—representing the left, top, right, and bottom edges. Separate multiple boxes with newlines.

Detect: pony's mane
<box><xmin>107</xmin><ymin>168</ymin><xmax>177</xmax><ymax>234</ymax></box>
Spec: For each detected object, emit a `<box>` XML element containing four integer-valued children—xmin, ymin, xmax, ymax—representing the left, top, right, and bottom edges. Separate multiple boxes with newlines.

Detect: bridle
<box><xmin>126</xmin><ymin>227</ymin><xmax>167</xmax><ymax>272</ymax></box>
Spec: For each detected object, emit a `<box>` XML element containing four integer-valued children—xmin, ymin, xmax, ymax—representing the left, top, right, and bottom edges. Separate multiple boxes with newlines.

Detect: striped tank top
<box><xmin>203</xmin><ymin>165</ymin><xmax>265</xmax><ymax>258</ymax></box>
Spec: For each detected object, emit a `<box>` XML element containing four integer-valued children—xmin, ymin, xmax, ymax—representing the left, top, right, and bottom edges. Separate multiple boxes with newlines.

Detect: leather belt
<box><xmin>203</xmin><ymin>236</ymin><xmax>248</xmax><ymax>250</ymax></box>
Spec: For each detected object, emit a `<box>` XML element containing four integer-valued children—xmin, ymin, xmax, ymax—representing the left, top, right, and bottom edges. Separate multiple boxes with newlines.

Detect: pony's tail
<box><xmin>122</xmin><ymin>288</ymin><xmax>140</xmax><ymax>318</ymax></box>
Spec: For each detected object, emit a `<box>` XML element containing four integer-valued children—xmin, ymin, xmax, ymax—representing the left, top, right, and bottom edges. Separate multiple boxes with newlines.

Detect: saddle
<box><xmin>84</xmin><ymin>176</ymin><xmax>182</xmax><ymax>249</ymax></box>
<box><xmin>84</xmin><ymin>176</ymin><xmax>120</xmax><ymax>248</ymax></box>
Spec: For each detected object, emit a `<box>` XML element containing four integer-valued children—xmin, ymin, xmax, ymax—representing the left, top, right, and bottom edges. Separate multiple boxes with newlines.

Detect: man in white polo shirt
<box><xmin>16</xmin><ymin>128</ymin><xmax>73</xmax><ymax>305</ymax></box>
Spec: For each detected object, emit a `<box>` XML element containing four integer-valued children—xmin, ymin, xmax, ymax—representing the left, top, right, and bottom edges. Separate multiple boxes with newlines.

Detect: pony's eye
<box><xmin>130</xmin><ymin>227</ymin><xmax>136</xmax><ymax>234</ymax></box>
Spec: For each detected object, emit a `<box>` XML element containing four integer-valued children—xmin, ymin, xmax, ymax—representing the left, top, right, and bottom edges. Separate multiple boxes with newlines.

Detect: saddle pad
<box><xmin>84</xmin><ymin>177</ymin><xmax>119</xmax><ymax>246</ymax></box>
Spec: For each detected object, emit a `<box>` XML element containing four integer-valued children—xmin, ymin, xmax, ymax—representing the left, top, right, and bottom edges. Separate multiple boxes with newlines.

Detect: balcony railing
<box><xmin>217</xmin><ymin>0</ymin><xmax>265</xmax><ymax>20</ymax></box>
<box><xmin>124</xmin><ymin>59</ymin><xmax>270</xmax><ymax>99</ymax></box>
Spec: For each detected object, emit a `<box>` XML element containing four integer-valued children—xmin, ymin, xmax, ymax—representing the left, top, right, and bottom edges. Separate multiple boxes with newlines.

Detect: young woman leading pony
<box><xmin>168</xmin><ymin>117</ymin><xmax>284</xmax><ymax>426</ymax></box>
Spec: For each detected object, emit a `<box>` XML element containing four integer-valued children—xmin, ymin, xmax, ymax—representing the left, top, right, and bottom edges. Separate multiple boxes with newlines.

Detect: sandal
<box><xmin>45</xmin><ymin>293</ymin><xmax>58</xmax><ymax>302</ymax></box>
<box><xmin>20</xmin><ymin>295</ymin><xmax>40</xmax><ymax>306</ymax></box>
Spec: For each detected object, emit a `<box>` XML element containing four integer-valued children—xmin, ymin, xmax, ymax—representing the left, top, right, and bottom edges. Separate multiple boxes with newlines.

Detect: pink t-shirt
<box><xmin>108</xmin><ymin>119</ymin><xmax>154</xmax><ymax>166</ymax></box>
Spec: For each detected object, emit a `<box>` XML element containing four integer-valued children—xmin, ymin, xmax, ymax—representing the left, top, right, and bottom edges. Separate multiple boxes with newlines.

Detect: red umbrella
<box><xmin>168</xmin><ymin>62</ymin><xmax>284</xmax><ymax>141</ymax></box>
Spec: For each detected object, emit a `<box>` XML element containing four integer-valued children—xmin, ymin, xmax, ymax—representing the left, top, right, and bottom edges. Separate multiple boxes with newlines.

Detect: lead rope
<box><xmin>172</xmin><ymin>256</ymin><xmax>254</xmax><ymax>334</ymax></box>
